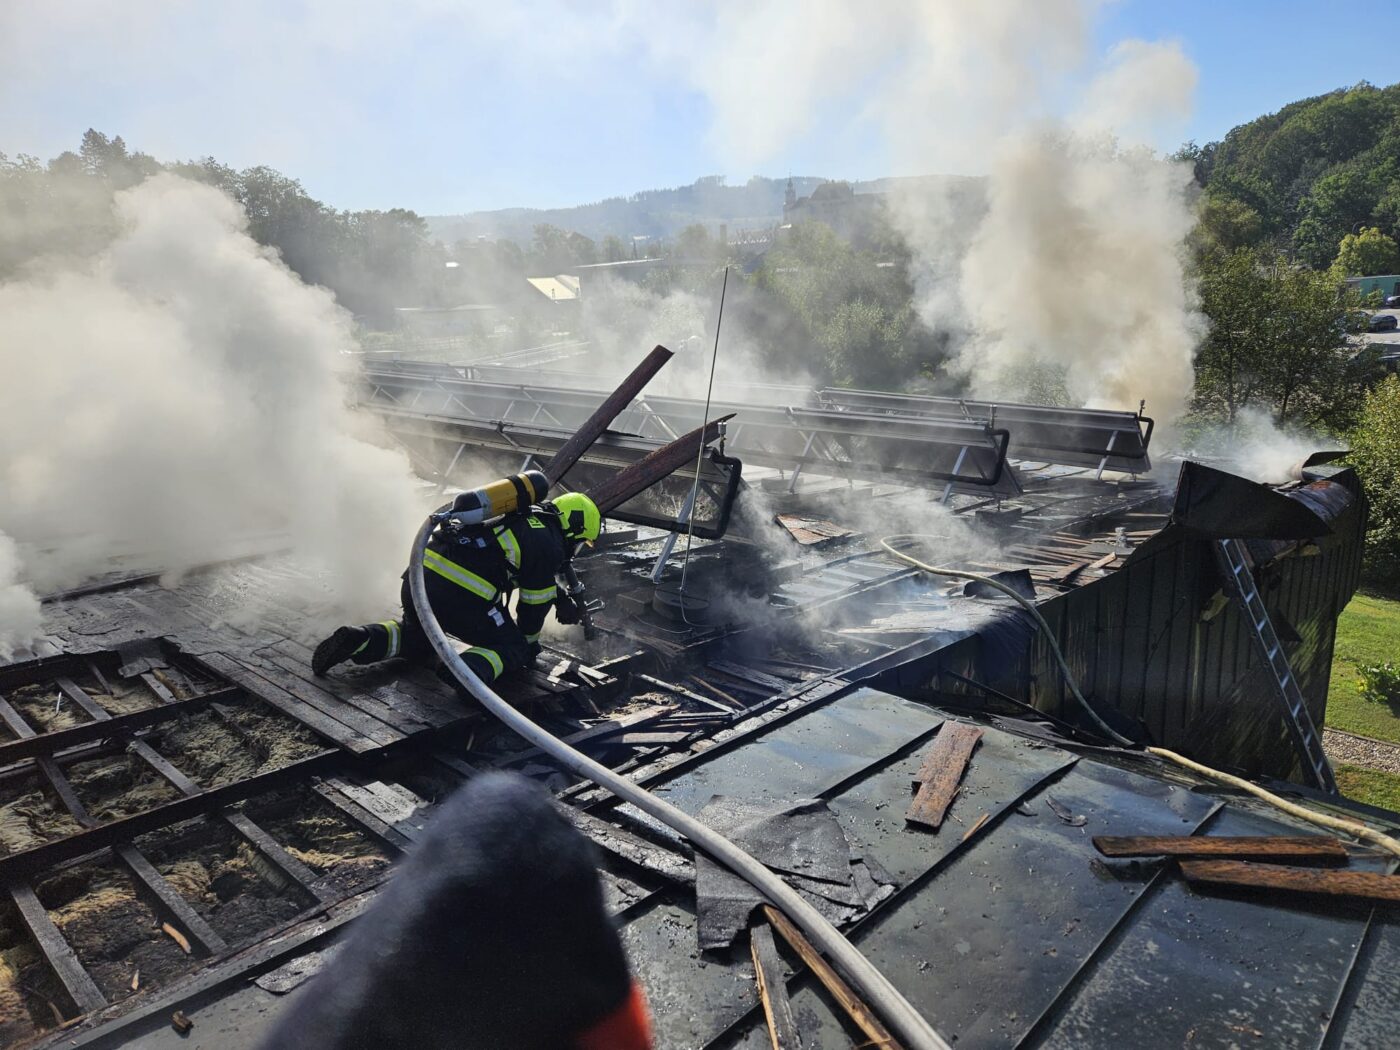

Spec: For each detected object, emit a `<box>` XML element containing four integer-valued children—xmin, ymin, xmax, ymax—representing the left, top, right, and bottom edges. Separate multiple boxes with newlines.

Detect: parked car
<box><xmin>1385</xmin><ymin>294</ymin><xmax>1400</xmax><ymax>309</ymax></box>
<box><xmin>1367</xmin><ymin>313</ymin><xmax>1399</xmax><ymax>332</ymax></box>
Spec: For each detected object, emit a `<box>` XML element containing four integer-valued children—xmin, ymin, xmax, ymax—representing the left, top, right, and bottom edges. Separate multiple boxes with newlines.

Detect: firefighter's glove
<box><xmin>554</xmin><ymin>593</ymin><xmax>584</xmax><ymax>625</ymax></box>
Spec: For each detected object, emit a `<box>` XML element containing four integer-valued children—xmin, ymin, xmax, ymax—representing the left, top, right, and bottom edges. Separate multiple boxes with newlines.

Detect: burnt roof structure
<box><xmin>0</xmin><ymin>354</ymin><xmax>1390</xmax><ymax>1048</ymax></box>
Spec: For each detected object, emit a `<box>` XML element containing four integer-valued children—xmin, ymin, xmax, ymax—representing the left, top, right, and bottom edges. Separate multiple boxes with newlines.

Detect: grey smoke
<box><xmin>638</xmin><ymin>2</ymin><xmax>1206</xmax><ymax>425</ymax></box>
<box><xmin>0</xmin><ymin>173</ymin><xmax>426</xmax><ymax>655</ymax></box>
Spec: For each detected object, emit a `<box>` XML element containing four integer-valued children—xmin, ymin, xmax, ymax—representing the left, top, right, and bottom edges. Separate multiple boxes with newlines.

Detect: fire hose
<box><xmin>408</xmin><ymin>511</ymin><xmax>953</xmax><ymax>1050</ymax></box>
<box><xmin>880</xmin><ymin>536</ymin><xmax>1400</xmax><ymax>856</ymax></box>
<box><xmin>879</xmin><ymin>535</ymin><xmax>1135</xmax><ymax>747</ymax></box>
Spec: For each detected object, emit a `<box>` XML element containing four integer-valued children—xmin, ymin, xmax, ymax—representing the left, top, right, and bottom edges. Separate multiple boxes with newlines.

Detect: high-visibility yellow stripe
<box><xmin>494</xmin><ymin>526</ymin><xmax>521</xmax><ymax>571</ymax></box>
<box><xmin>423</xmin><ymin>550</ymin><xmax>497</xmax><ymax>601</ymax></box>
<box><xmin>518</xmin><ymin>585</ymin><xmax>557</xmax><ymax>606</ymax></box>
<box><xmin>380</xmin><ymin>620</ymin><xmax>400</xmax><ymax>658</ymax></box>
<box><xmin>524</xmin><ymin>632</ymin><xmax>540</xmax><ymax>643</ymax></box>
<box><xmin>466</xmin><ymin>646</ymin><xmax>505</xmax><ymax>679</ymax></box>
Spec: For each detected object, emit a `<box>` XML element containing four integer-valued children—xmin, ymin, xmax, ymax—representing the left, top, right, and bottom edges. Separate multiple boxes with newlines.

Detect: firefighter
<box><xmin>311</xmin><ymin>491</ymin><xmax>602</xmax><ymax>684</ymax></box>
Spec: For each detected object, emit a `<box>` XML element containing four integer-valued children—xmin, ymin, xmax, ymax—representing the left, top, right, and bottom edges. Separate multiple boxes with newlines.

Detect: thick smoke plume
<box><xmin>642</xmin><ymin>1</ymin><xmax>1205</xmax><ymax>424</ymax></box>
<box><xmin>0</xmin><ymin>174</ymin><xmax>425</xmax><ymax>656</ymax></box>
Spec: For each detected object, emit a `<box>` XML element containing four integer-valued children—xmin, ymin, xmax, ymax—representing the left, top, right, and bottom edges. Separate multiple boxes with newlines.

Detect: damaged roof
<box><xmin>0</xmin><ymin>351</ymin><xmax>1388</xmax><ymax>1048</ymax></box>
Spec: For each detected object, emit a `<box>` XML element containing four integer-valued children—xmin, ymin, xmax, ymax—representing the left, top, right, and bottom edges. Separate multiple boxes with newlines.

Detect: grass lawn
<box><xmin>1335</xmin><ymin>764</ymin><xmax>1400</xmax><ymax>812</ymax></box>
<box><xmin>1326</xmin><ymin>592</ymin><xmax>1400</xmax><ymax>744</ymax></box>
<box><xmin>1325</xmin><ymin>590</ymin><xmax>1400</xmax><ymax>811</ymax></box>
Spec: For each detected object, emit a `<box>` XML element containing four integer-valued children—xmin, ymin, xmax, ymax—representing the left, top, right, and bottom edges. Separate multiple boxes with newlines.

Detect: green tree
<box><xmin>1332</xmin><ymin>226</ymin><xmax>1400</xmax><ymax>276</ymax></box>
<box><xmin>1348</xmin><ymin>375</ymin><xmax>1400</xmax><ymax>585</ymax></box>
<box><xmin>672</xmin><ymin>223</ymin><xmax>718</xmax><ymax>261</ymax></box>
<box><xmin>600</xmin><ymin>235</ymin><xmax>628</xmax><ymax>262</ymax></box>
<box><xmin>1194</xmin><ymin>248</ymin><xmax>1363</xmax><ymax>429</ymax></box>
<box><xmin>1194</xmin><ymin>191</ymin><xmax>1266</xmax><ymax>253</ymax></box>
<box><xmin>754</xmin><ymin>221</ymin><xmax>932</xmax><ymax>386</ymax></box>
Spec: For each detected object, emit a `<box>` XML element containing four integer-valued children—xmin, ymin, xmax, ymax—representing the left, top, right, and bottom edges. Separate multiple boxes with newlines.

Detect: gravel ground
<box><xmin>1324</xmin><ymin>729</ymin><xmax>1400</xmax><ymax>774</ymax></box>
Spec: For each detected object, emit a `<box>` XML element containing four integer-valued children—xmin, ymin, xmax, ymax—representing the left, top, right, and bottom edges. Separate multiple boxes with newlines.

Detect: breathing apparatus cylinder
<box><xmin>447</xmin><ymin>470</ymin><xmax>550</xmax><ymax>525</ymax></box>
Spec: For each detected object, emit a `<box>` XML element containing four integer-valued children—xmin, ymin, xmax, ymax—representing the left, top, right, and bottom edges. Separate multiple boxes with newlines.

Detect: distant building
<box><xmin>525</xmin><ymin>274</ymin><xmax>580</xmax><ymax>302</ymax></box>
<box><xmin>1344</xmin><ymin>273</ymin><xmax>1400</xmax><ymax>299</ymax></box>
<box><xmin>782</xmin><ymin>179</ymin><xmax>887</xmax><ymax>242</ymax></box>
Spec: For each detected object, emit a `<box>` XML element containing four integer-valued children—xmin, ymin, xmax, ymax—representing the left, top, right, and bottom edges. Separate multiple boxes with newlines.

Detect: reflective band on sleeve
<box><xmin>518</xmin><ymin>585</ymin><xmax>557</xmax><ymax>606</ymax></box>
<box><xmin>524</xmin><ymin>633</ymin><xmax>540</xmax><ymax>643</ymax></box>
<box><xmin>379</xmin><ymin>620</ymin><xmax>401</xmax><ymax>659</ymax></box>
<box><xmin>465</xmin><ymin>646</ymin><xmax>505</xmax><ymax>679</ymax></box>
<box><xmin>494</xmin><ymin>526</ymin><xmax>521</xmax><ymax>570</ymax></box>
<box><xmin>423</xmin><ymin>550</ymin><xmax>498</xmax><ymax>601</ymax></box>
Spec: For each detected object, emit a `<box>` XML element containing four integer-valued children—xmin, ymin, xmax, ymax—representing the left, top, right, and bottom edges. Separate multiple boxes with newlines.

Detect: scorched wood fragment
<box><xmin>1179</xmin><ymin>858</ymin><xmax>1400</xmax><ymax>904</ymax></box>
<box><xmin>1095</xmin><ymin>835</ymin><xmax>1348</xmax><ymax>862</ymax></box>
<box><xmin>906</xmin><ymin>722</ymin><xmax>983</xmax><ymax>829</ymax></box>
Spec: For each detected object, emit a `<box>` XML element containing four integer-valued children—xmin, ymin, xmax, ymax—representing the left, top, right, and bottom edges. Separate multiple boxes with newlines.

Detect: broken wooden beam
<box><xmin>587</xmin><ymin>414</ymin><xmax>734</xmax><ymax>513</ymax></box>
<box><xmin>906</xmin><ymin>722</ymin><xmax>983</xmax><ymax>829</ymax></box>
<box><xmin>544</xmin><ymin>344</ymin><xmax>673</xmax><ymax>484</ymax></box>
<box><xmin>10</xmin><ymin>883</ymin><xmax>107</xmax><ymax>1016</ymax></box>
<box><xmin>1179</xmin><ymin>858</ymin><xmax>1400</xmax><ymax>904</ymax></box>
<box><xmin>1095</xmin><ymin>835</ymin><xmax>1348</xmax><ymax>863</ymax></box>
<box><xmin>762</xmin><ymin>905</ymin><xmax>902</xmax><ymax>1050</ymax></box>
<box><xmin>750</xmin><ymin>921</ymin><xmax>801</xmax><ymax>1050</ymax></box>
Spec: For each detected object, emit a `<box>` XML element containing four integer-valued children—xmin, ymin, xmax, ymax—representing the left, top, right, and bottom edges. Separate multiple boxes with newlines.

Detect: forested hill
<box><xmin>427</xmin><ymin>174</ymin><xmax>895</xmax><ymax>245</ymax></box>
<box><xmin>1186</xmin><ymin>80</ymin><xmax>1400</xmax><ymax>267</ymax></box>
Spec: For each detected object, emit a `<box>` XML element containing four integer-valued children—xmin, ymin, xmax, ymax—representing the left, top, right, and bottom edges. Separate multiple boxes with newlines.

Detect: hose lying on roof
<box><xmin>879</xmin><ymin>535</ymin><xmax>1135</xmax><ymax>747</ymax></box>
<box><xmin>1149</xmin><ymin>746</ymin><xmax>1400</xmax><ymax>859</ymax></box>
<box><xmin>880</xmin><ymin>537</ymin><xmax>1400</xmax><ymax>855</ymax></box>
<box><xmin>408</xmin><ymin>512</ymin><xmax>953</xmax><ymax>1050</ymax></box>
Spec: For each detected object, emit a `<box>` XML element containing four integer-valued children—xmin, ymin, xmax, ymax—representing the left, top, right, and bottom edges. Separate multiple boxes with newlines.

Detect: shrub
<box><xmin>1349</xmin><ymin>376</ymin><xmax>1400</xmax><ymax>586</ymax></box>
<box><xmin>1359</xmin><ymin>662</ymin><xmax>1400</xmax><ymax>706</ymax></box>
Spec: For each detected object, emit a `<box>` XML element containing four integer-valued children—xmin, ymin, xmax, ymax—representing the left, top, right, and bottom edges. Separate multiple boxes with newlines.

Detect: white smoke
<box><xmin>635</xmin><ymin>2</ymin><xmax>1206</xmax><ymax>424</ymax></box>
<box><xmin>1199</xmin><ymin>407</ymin><xmax>1330</xmax><ymax>485</ymax></box>
<box><xmin>0</xmin><ymin>173</ymin><xmax>425</xmax><ymax>655</ymax></box>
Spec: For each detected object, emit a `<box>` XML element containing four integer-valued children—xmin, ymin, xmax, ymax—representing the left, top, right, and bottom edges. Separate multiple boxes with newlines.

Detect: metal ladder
<box><xmin>1213</xmin><ymin>538</ymin><xmax>1338</xmax><ymax>794</ymax></box>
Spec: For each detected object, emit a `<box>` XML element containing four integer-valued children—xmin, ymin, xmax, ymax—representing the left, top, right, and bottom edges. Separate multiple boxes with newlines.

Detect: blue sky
<box><xmin>1</xmin><ymin>1</ymin><xmax>1395</xmax><ymax>216</ymax></box>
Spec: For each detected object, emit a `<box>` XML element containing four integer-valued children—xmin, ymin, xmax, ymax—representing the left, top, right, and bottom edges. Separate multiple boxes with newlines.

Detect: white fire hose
<box><xmin>408</xmin><ymin>513</ymin><xmax>952</xmax><ymax>1050</ymax></box>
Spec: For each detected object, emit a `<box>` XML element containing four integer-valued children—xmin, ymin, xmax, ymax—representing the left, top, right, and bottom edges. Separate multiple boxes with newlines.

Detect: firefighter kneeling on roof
<box><xmin>312</xmin><ymin>473</ymin><xmax>601</xmax><ymax>684</ymax></box>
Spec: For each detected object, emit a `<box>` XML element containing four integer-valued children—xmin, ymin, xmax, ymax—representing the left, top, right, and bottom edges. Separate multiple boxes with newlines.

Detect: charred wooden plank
<box><xmin>9</xmin><ymin>883</ymin><xmax>107</xmax><ymax>1015</ymax></box>
<box><xmin>906</xmin><ymin>722</ymin><xmax>984</xmax><ymax>830</ymax></box>
<box><xmin>311</xmin><ymin>780</ymin><xmax>416</xmax><ymax>853</ymax></box>
<box><xmin>36</xmin><ymin>756</ymin><xmax>98</xmax><ymax>827</ymax></box>
<box><xmin>112</xmin><ymin>845</ymin><xmax>228</xmax><ymax>957</ymax></box>
<box><xmin>125</xmin><ymin>739</ymin><xmax>329</xmax><ymax>903</ymax></box>
<box><xmin>587</xmin><ymin>414</ymin><xmax>734</xmax><ymax>513</ymax></box>
<box><xmin>1179</xmin><ymin>859</ymin><xmax>1400</xmax><ymax>904</ymax></box>
<box><xmin>240</xmin><ymin>658</ymin><xmax>405</xmax><ymax>746</ymax></box>
<box><xmin>762</xmin><ymin>905</ymin><xmax>901</xmax><ymax>1050</ymax></box>
<box><xmin>561</xmin><ymin>807</ymin><xmax>695</xmax><ymax>886</ymax></box>
<box><xmin>750</xmin><ymin>922</ymin><xmax>801</xmax><ymax>1050</ymax></box>
<box><xmin>0</xmin><ymin>751</ymin><xmax>337</xmax><ymax>883</ymax></box>
<box><xmin>23</xmin><ymin>738</ymin><xmax>228</xmax><ymax>958</ymax></box>
<box><xmin>55</xmin><ymin>678</ymin><xmax>112</xmax><ymax>722</ymax></box>
<box><xmin>128</xmin><ymin>739</ymin><xmax>201</xmax><ymax>795</ymax></box>
<box><xmin>193</xmin><ymin>653</ymin><xmax>388</xmax><ymax>753</ymax></box>
<box><xmin>708</xmin><ymin>661</ymin><xmax>791</xmax><ymax>694</ymax></box>
<box><xmin>544</xmin><ymin>344</ymin><xmax>674</xmax><ymax>484</ymax></box>
<box><xmin>1095</xmin><ymin>835</ymin><xmax>1348</xmax><ymax>862</ymax></box>
<box><xmin>502</xmin><ymin>707</ymin><xmax>677</xmax><ymax>768</ymax></box>
<box><xmin>0</xmin><ymin>691</ymin><xmax>37</xmax><ymax>739</ymax></box>
<box><xmin>138</xmin><ymin>672</ymin><xmax>181</xmax><ymax>706</ymax></box>
<box><xmin>632</xmin><ymin>673</ymin><xmax>738</xmax><ymax>716</ymax></box>
<box><xmin>220</xmin><ymin>811</ymin><xmax>330</xmax><ymax>902</ymax></box>
<box><xmin>0</xmin><ymin>686</ymin><xmax>243</xmax><ymax>766</ymax></box>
